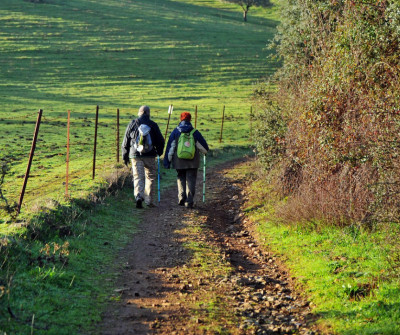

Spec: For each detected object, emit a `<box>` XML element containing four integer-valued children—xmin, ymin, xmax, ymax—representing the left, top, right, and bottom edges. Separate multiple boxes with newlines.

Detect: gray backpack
<box><xmin>134</xmin><ymin>124</ymin><xmax>153</xmax><ymax>154</ymax></box>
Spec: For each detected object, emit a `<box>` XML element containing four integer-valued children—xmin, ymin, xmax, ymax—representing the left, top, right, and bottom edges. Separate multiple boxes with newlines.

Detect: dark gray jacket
<box><xmin>122</xmin><ymin>115</ymin><xmax>165</xmax><ymax>161</ymax></box>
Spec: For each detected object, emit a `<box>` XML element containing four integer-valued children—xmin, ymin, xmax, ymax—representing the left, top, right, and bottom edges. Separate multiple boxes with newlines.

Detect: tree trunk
<box><xmin>243</xmin><ymin>10</ymin><xmax>248</xmax><ymax>22</ymax></box>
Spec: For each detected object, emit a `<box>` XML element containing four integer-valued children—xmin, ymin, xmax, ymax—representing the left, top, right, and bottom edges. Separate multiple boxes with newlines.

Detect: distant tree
<box><xmin>226</xmin><ymin>0</ymin><xmax>271</xmax><ymax>21</ymax></box>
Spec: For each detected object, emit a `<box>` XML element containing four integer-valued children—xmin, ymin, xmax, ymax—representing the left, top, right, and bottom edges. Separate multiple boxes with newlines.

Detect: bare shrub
<box><xmin>278</xmin><ymin>163</ymin><xmax>376</xmax><ymax>227</ymax></box>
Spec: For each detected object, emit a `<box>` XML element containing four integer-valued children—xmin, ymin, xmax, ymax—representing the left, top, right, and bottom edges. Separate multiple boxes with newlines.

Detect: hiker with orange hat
<box><xmin>164</xmin><ymin>112</ymin><xmax>209</xmax><ymax>208</ymax></box>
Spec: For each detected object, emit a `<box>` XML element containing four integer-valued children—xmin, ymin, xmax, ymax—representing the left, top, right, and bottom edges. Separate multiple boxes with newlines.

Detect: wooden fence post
<box><xmin>17</xmin><ymin>109</ymin><xmax>43</xmax><ymax>214</ymax></box>
<box><xmin>219</xmin><ymin>105</ymin><xmax>225</xmax><ymax>143</ymax></box>
<box><xmin>66</xmin><ymin>110</ymin><xmax>70</xmax><ymax>198</ymax></box>
<box><xmin>92</xmin><ymin>105</ymin><xmax>99</xmax><ymax>180</ymax></box>
<box><xmin>164</xmin><ymin>104</ymin><xmax>173</xmax><ymax>141</ymax></box>
<box><xmin>116</xmin><ymin>108</ymin><xmax>120</xmax><ymax>163</ymax></box>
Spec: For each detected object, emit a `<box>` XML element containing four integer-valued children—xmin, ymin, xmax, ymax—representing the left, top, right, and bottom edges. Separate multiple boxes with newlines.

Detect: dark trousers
<box><xmin>176</xmin><ymin>168</ymin><xmax>198</xmax><ymax>205</ymax></box>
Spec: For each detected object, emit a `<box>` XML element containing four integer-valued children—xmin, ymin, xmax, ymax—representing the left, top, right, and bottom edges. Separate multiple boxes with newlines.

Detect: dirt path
<box><xmin>99</xmin><ymin>157</ymin><xmax>320</xmax><ymax>335</ymax></box>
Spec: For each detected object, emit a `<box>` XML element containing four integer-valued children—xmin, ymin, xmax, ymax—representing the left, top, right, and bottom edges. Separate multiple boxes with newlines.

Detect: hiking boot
<box><xmin>185</xmin><ymin>202</ymin><xmax>193</xmax><ymax>209</ymax></box>
<box><xmin>136</xmin><ymin>197</ymin><xmax>143</xmax><ymax>209</ymax></box>
<box><xmin>178</xmin><ymin>199</ymin><xmax>186</xmax><ymax>206</ymax></box>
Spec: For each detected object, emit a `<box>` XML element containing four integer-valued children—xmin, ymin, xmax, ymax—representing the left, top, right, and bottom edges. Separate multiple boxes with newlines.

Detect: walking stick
<box><xmin>157</xmin><ymin>156</ymin><xmax>161</xmax><ymax>203</ymax></box>
<box><xmin>203</xmin><ymin>155</ymin><xmax>206</xmax><ymax>202</ymax></box>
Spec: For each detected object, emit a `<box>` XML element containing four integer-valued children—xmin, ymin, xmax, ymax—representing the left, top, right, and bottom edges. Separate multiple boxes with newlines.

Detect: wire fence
<box><xmin>0</xmin><ymin>104</ymin><xmax>251</xmax><ymax>219</ymax></box>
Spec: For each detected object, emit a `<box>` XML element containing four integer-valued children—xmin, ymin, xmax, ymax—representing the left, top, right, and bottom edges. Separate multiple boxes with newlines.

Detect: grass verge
<box><xmin>0</xmin><ymin>186</ymin><xmax>141</xmax><ymax>334</ymax></box>
<box><xmin>226</xmin><ymin>160</ymin><xmax>400</xmax><ymax>335</ymax></box>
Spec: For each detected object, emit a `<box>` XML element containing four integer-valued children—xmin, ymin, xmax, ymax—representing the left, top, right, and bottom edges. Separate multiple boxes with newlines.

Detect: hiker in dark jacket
<box><xmin>122</xmin><ymin>105</ymin><xmax>165</xmax><ymax>208</ymax></box>
<box><xmin>164</xmin><ymin>112</ymin><xmax>209</xmax><ymax>208</ymax></box>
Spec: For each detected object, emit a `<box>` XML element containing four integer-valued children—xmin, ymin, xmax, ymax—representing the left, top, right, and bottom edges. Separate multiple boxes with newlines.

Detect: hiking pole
<box><xmin>157</xmin><ymin>156</ymin><xmax>161</xmax><ymax>203</ymax></box>
<box><xmin>203</xmin><ymin>154</ymin><xmax>206</xmax><ymax>202</ymax></box>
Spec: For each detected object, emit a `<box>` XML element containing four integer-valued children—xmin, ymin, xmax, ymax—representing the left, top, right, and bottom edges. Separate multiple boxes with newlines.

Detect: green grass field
<box><xmin>3</xmin><ymin>2</ymin><xmax>398</xmax><ymax>334</ymax></box>
<box><xmin>0</xmin><ymin>1</ymin><xmax>278</xmax><ymax>333</ymax></box>
<box><xmin>0</xmin><ymin>0</ymin><xmax>278</xmax><ymax>222</ymax></box>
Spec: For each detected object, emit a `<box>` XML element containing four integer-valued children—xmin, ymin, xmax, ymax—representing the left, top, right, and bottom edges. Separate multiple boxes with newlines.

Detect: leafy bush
<box><xmin>255</xmin><ymin>0</ymin><xmax>400</xmax><ymax>226</ymax></box>
<box><xmin>252</xmin><ymin>101</ymin><xmax>286</xmax><ymax>171</ymax></box>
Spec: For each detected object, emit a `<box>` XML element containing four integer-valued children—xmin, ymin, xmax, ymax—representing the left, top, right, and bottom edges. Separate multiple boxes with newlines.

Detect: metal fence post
<box><xmin>66</xmin><ymin>110</ymin><xmax>71</xmax><ymax>198</ymax></box>
<box><xmin>92</xmin><ymin>105</ymin><xmax>99</xmax><ymax>179</ymax></box>
<box><xmin>17</xmin><ymin>109</ymin><xmax>43</xmax><ymax>214</ymax></box>
<box><xmin>250</xmin><ymin>105</ymin><xmax>253</xmax><ymax>138</ymax></box>
<box><xmin>116</xmin><ymin>108</ymin><xmax>120</xmax><ymax>163</ymax></box>
<box><xmin>195</xmin><ymin>105</ymin><xmax>198</xmax><ymax>128</ymax></box>
<box><xmin>164</xmin><ymin>104</ymin><xmax>173</xmax><ymax>141</ymax></box>
<box><xmin>219</xmin><ymin>105</ymin><xmax>225</xmax><ymax>143</ymax></box>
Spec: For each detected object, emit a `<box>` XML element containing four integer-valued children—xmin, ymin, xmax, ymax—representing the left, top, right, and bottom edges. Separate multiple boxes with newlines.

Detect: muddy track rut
<box><xmin>99</xmin><ymin>157</ymin><xmax>320</xmax><ymax>335</ymax></box>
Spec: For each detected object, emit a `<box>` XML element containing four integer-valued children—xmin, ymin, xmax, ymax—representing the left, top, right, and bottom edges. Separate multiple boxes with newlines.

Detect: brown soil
<box><xmin>98</xmin><ymin>157</ymin><xmax>321</xmax><ymax>335</ymax></box>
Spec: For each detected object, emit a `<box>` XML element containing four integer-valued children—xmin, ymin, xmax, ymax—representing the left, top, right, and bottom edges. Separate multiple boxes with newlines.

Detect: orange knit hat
<box><xmin>180</xmin><ymin>112</ymin><xmax>191</xmax><ymax>122</ymax></box>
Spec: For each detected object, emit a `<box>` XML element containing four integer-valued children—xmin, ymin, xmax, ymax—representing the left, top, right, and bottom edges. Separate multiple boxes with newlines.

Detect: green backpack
<box><xmin>177</xmin><ymin>129</ymin><xmax>196</xmax><ymax>160</ymax></box>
